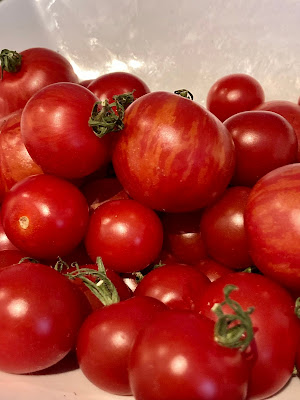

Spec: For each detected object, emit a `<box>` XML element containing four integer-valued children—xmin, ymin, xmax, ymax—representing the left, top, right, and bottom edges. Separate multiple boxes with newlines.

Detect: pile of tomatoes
<box><xmin>0</xmin><ymin>46</ymin><xmax>300</xmax><ymax>400</ymax></box>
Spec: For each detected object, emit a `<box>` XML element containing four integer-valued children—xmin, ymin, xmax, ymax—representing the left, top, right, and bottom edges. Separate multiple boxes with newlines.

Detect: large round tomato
<box><xmin>21</xmin><ymin>82</ymin><xmax>113</xmax><ymax>179</ymax></box>
<box><xmin>112</xmin><ymin>91</ymin><xmax>235</xmax><ymax>212</ymax></box>
<box><xmin>0</xmin><ymin>47</ymin><xmax>78</xmax><ymax>119</ymax></box>
<box><xmin>1</xmin><ymin>174</ymin><xmax>89</xmax><ymax>260</ymax></box>
<box><xmin>244</xmin><ymin>163</ymin><xmax>300</xmax><ymax>291</ymax></box>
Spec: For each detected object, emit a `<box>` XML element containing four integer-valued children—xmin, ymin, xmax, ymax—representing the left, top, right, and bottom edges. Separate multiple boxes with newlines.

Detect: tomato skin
<box><xmin>0</xmin><ymin>262</ymin><xmax>89</xmax><ymax>374</ymax></box>
<box><xmin>76</xmin><ymin>296</ymin><xmax>168</xmax><ymax>395</ymax></box>
<box><xmin>112</xmin><ymin>91</ymin><xmax>235</xmax><ymax>212</ymax></box>
<box><xmin>224</xmin><ymin>111</ymin><xmax>297</xmax><ymax>187</ymax></box>
<box><xmin>129</xmin><ymin>310</ymin><xmax>250</xmax><ymax>400</ymax></box>
<box><xmin>21</xmin><ymin>82</ymin><xmax>113</xmax><ymax>179</ymax></box>
<box><xmin>0</xmin><ymin>250</ymin><xmax>29</xmax><ymax>270</ymax></box>
<box><xmin>0</xmin><ymin>47</ymin><xmax>78</xmax><ymax>119</ymax></box>
<box><xmin>197</xmin><ymin>272</ymin><xmax>300</xmax><ymax>400</ymax></box>
<box><xmin>195</xmin><ymin>257</ymin><xmax>233</xmax><ymax>282</ymax></box>
<box><xmin>244</xmin><ymin>164</ymin><xmax>300</xmax><ymax>291</ymax></box>
<box><xmin>200</xmin><ymin>186</ymin><xmax>252</xmax><ymax>269</ymax></box>
<box><xmin>85</xmin><ymin>199</ymin><xmax>164</xmax><ymax>273</ymax></box>
<box><xmin>206</xmin><ymin>73</ymin><xmax>265</xmax><ymax>122</ymax></box>
<box><xmin>1</xmin><ymin>174</ymin><xmax>89</xmax><ymax>260</ymax></box>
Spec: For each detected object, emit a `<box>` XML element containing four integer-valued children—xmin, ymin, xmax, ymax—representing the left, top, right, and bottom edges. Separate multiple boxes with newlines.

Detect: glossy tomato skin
<box><xmin>134</xmin><ymin>263</ymin><xmax>210</xmax><ymax>310</ymax></box>
<box><xmin>195</xmin><ymin>257</ymin><xmax>233</xmax><ymax>282</ymax></box>
<box><xmin>76</xmin><ymin>296</ymin><xmax>168</xmax><ymax>395</ymax></box>
<box><xmin>197</xmin><ymin>272</ymin><xmax>300</xmax><ymax>400</ymax></box>
<box><xmin>224</xmin><ymin>111</ymin><xmax>297</xmax><ymax>187</ymax></box>
<box><xmin>206</xmin><ymin>73</ymin><xmax>265</xmax><ymax>122</ymax></box>
<box><xmin>85</xmin><ymin>199</ymin><xmax>164</xmax><ymax>273</ymax></box>
<box><xmin>129</xmin><ymin>310</ymin><xmax>250</xmax><ymax>400</ymax></box>
<box><xmin>244</xmin><ymin>164</ymin><xmax>300</xmax><ymax>291</ymax></box>
<box><xmin>113</xmin><ymin>91</ymin><xmax>235</xmax><ymax>212</ymax></box>
<box><xmin>200</xmin><ymin>186</ymin><xmax>252</xmax><ymax>269</ymax></box>
<box><xmin>0</xmin><ymin>47</ymin><xmax>78</xmax><ymax>119</ymax></box>
<box><xmin>87</xmin><ymin>71</ymin><xmax>150</xmax><ymax>103</ymax></box>
<box><xmin>21</xmin><ymin>82</ymin><xmax>113</xmax><ymax>179</ymax></box>
<box><xmin>0</xmin><ymin>262</ymin><xmax>89</xmax><ymax>374</ymax></box>
<box><xmin>1</xmin><ymin>174</ymin><xmax>89</xmax><ymax>260</ymax></box>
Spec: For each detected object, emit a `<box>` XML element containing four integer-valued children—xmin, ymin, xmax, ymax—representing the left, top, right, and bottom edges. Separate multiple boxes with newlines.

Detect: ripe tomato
<box><xmin>1</xmin><ymin>174</ymin><xmax>89</xmax><ymax>260</ymax></box>
<box><xmin>0</xmin><ymin>47</ymin><xmax>78</xmax><ymax>119</ymax></box>
<box><xmin>76</xmin><ymin>295</ymin><xmax>168</xmax><ymax>395</ymax></box>
<box><xmin>85</xmin><ymin>199</ymin><xmax>164</xmax><ymax>273</ymax></box>
<box><xmin>129</xmin><ymin>310</ymin><xmax>250</xmax><ymax>400</ymax></box>
<box><xmin>200</xmin><ymin>186</ymin><xmax>252</xmax><ymax>269</ymax></box>
<box><xmin>197</xmin><ymin>272</ymin><xmax>300</xmax><ymax>400</ymax></box>
<box><xmin>224</xmin><ymin>110</ymin><xmax>297</xmax><ymax>187</ymax></box>
<box><xmin>244</xmin><ymin>163</ymin><xmax>300</xmax><ymax>291</ymax></box>
<box><xmin>195</xmin><ymin>257</ymin><xmax>233</xmax><ymax>282</ymax></box>
<box><xmin>0</xmin><ymin>250</ymin><xmax>29</xmax><ymax>270</ymax></box>
<box><xmin>21</xmin><ymin>82</ymin><xmax>113</xmax><ymax>179</ymax></box>
<box><xmin>0</xmin><ymin>262</ymin><xmax>89</xmax><ymax>374</ymax></box>
<box><xmin>112</xmin><ymin>91</ymin><xmax>235</xmax><ymax>212</ymax></box>
<box><xmin>206</xmin><ymin>73</ymin><xmax>265</xmax><ymax>122</ymax></box>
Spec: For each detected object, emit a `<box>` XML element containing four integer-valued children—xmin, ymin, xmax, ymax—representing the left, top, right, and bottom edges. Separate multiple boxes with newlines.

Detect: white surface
<box><xmin>0</xmin><ymin>0</ymin><xmax>299</xmax><ymax>399</ymax></box>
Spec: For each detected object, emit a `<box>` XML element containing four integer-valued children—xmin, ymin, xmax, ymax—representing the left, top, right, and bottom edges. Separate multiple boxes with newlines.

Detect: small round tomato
<box><xmin>206</xmin><ymin>73</ymin><xmax>265</xmax><ymax>122</ymax></box>
<box><xmin>1</xmin><ymin>174</ymin><xmax>89</xmax><ymax>260</ymax></box>
<box><xmin>85</xmin><ymin>199</ymin><xmax>164</xmax><ymax>273</ymax></box>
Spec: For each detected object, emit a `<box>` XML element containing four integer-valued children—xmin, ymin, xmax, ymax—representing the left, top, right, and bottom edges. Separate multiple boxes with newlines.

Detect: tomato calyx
<box><xmin>88</xmin><ymin>91</ymin><xmax>135</xmax><ymax>138</ymax></box>
<box><xmin>174</xmin><ymin>89</ymin><xmax>193</xmax><ymax>100</ymax></box>
<box><xmin>0</xmin><ymin>49</ymin><xmax>22</xmax><ymax>80</ymax></box>
<box><xmin>212</xmin><ymin>284</ymin><xmax>255</xmax><ymax>352</ymax></box>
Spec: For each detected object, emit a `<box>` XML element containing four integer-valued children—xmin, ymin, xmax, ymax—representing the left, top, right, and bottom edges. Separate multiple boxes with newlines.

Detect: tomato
<box><xmin>195</xmin><ymin>257</ymin><xmax>233</xmax><ymax>282</ymax></box>
<box><xmin>0</xmin><ymin>109</ymin><xmax>43</xmax><ymax>192</ymax></box>
<box><xmin>224</xmin><ymin>110</ymin><xmax>297</xmax><ymax>187</ymax></box>
<box><xmin>0</xmin><ymin>250</ymin><xmax>29</xmax><ymax>270</ymax></box>
<box><xmin>206</xmin><ymin>73</ymin><xmax>265</xmax><ymax>122</ymax></box>
<box><xmin>0</xmin><ymin>262</ymin><xmax>89</xmax><ymax>374</ymax></box>
<box><xmin>244</xmin><ymin>163</ymin><xmax>300</xmax><ymax>291</ymax></box>
<box><xmin>85</xmin><ymin>199</ymin><xmax>164</xmax><ymax>273</ymax></box>
<box><xmin>112</xmin><ymin>91</ymin><xmax>235</xmax><ymax>212</ymax></box>
<box><xmin>160</xmin><ymin>210</ymin><xmax>207</xmax><ymax>265</ymax></box>
<box><xmin>1</xmin><ymin>174</ymin><xmax>89</xmax><ymax>260</ymax></box>
<box><xmin>197</xmin><ymin>272</ymin><xmax>300</xmax><ymax>400</ymax></box>
<box><xmin>0</xmin><ymin>217</ymin><xmax>19</xmax><ymax>251</ymax></box>
<box><xmin>200</xmin><ymin>186</ymin><xmax>252</xmax><ymax>270</ymax></box>
<box><xmin>0</xmin><ymin>47</ymin><xmax>78</xmax><ymax>119</ymax></box>
<box><xmin>21</xmin><ymin>82</ymin><xmax>113</xmax><ymax>179</ymax></box>
<box><xmin>129</xmin><ymin>309</ymin><xmax>250</xmax><ymax>400</ymax></box>
<box><xmin>134</xmin><ymin>262</ymin><xmax>210</xmax><ymax>310</ymax></box>
<box><xmin>76</xmin><ymin>295</ymin><xmax>168</xmax><ymax>395</ymax></box>
<box><xmin>87</xmin><ymin>71</ymin><xmax>150</xmax><ymax>104</ymax></box>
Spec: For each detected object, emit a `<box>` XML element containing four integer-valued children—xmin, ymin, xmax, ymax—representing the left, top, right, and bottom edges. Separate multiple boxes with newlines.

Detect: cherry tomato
<box><xmin>197</xmin><ymin>272</ymin><xmax>300</xmax><ymax>400</ymax></box>
<box><xmin>200</xmin><ymin>186</ymin><xmax>252</xmax><ymax>269</ymax></box>
<box><xmin>113</xmin><ymin>91</ymin><xmax>235</xmax><ymax>212</ymax></box>
<box><xmin>206</xmin><ymin>73</ymin><xmax>265</xmax><ymax>122</ymax></box>
<box><xmin>0</xmin><ymin>47</ymin><xmax>78</xmax><ymax>119</ymax></box>
<box><xmin>195</xmin><ymin>257</ymin><xmax>233</xmax><ymax>282</ymax></box>
<box><xmin>244</xmin><ymin>163</ymin><xmax>300</xmax><ymax>291</ymax></box>
<box><xmin>0</xmin><ymin>262</ymin><xmax>89</xmax><ymax>374</ymax></box>
<box><xmin>76</xmin><ymin>295</ymin><xmax>168</xmax><ymax>395</ymax></box>
<box><xmin>224</xmin><ymin>110</ymin><xmax>297</xmax><ymax>187</ymax></box>
<box><xmin>129</xmin><ymin>310</ymin><xmax>250</xmax><ymax>400</ymax></box>
<box><xmin>21</xmin><ymin>82</ymin><xmax>113</xmax><ymax>179</ymax></box>
<box><xmin>1</xmin><ymin>174</ymin><xmax>89</xmax><ymax>260</ymax></box>
<box><xmin>85</xmin><ymin>199</ymin><xmax>164</xmax><ymax>273</ymax></box>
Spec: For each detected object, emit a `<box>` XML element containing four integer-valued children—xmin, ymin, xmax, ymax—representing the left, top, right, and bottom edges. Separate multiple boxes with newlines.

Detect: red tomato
<box><xmin>197</xmin><ymin>272</ymin><xmax>300</xmax><ymax>400</ymax></box>
<box><xmin>134</xmin><ymin>263</ymin><xmax>210</xmax><ymax>310</ymax></box>
<box><xmin>0</xmin><ymin>109</ymin><xmax>43</xmax><ymax>192</ymax></box>
<box><xmin>0</xmin><ymin>217</ymin><xmax>19</xmax><ymax>251</ymax></box>
<box><xmin>0</xmin><ymin>47</ymin><xmax>78</xmax><ymax>119</ymax></box>
<box><xmin>206</xmin><ymin>73</ymin><xmax>265</xmax><ymax>122</ymax></box>
<box><xmin>1</xmin><ymin>174</ymin><xmax>89</xmax><ymax>260</ymax></box>
<box><xmin>195</xmin><ymin>257</ymin><xmax>233</xmax><ymax>282</ymax></box>
<box><xmin>200</xmin><ymin>186</ymin><xmax>252</xmax><ymax>269</ymax></box>
<box><xmin>129</xmin><ymin>310</ymin><xmax>250</xmax><ymax>400</ymax></box>
<box><xmin>0</xmin><ymin>262</ymin><xmax>89</xmax><ymax>374</ymax></box>
<box><xmin>85</xmin><ymin>199</ymin><xmax>163</xmax><ymax>272</ymax></box>
<box><xmin>0</xmin><ymin>249</ymin><xmax>29</xmax><ymax>270</ymax></box>
<box><xmin>76</xmin><ymin>296</ymin><xmax>168</xmax><ymax>395</ymax></box>
<box><xmin>113</xmin><ymin>91</ymin><xmax>235</xmax><ymax>212</ymax></box>
<box><xmin>21</xmin><ymin>82</ymin><xmax>113</xmax><ymax>179</ymax></box>
<box><xmin>87</xmin><ymin>71</ymin><xmax>150</xmax><ymax>104</ymax></box>
<box><xmin>224</xmin><ymin>110</ymin><xmax>297</xmax><ymax>187</ymax></box>
<box><xmin>244</xmin><ymin>163</ymin><xmax>300</xmax><ymax>291</ymax></box>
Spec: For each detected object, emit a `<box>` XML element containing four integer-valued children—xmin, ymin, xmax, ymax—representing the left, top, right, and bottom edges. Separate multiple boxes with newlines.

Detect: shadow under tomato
<box><xmin>26</xmin><ymin>350</ymin><xmax>79</xmax><ymax>376</ymax></box>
